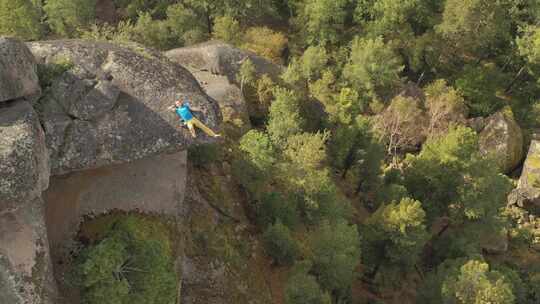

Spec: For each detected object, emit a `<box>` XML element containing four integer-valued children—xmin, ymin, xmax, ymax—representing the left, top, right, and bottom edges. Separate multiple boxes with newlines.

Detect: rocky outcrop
<box><xmin>0</xmin><ymin>38</ymin><xmax>41</xmax><ymax>103</ymax></box>
<box><xmin>508</xmin><ymin>140</ymin><xmax>540</xmax><ymax>213</ymax></box>
<box><xmin>0</xmin><ymin>101</ymin><xmax>49</xmax><ymax>210</ymax></box>
<box><xmin>0</xmin><ymin>79</ymin><xmax>55</xmax><ymax>302</ymax></box>
<box><xmin>479</xmin><ymin>108</ymin><xmax>523</xmax><ymax>173</ymax></box>
<box><xmin>165</xmin><ymin>41</ymin><xmax>283</xmax><ymax>84</ymax></box>
<box><xmin>0</xmin><ymin>198</ymin><xmax>57</xmax><ymax>304</ymax></box>
<box><xmin>28</xmin><ymin>40</ymin><xmax>221</xmax><ymax>175</ymax></box>
<box><xmin>0</xmin><ymin>37</ymin><xmax>226</xmax><ymax>304</ymax></box>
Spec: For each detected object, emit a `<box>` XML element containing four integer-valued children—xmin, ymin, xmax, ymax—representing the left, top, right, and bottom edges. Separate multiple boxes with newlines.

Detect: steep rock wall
<box><xmin>1</xmin><ymin>38</ymin><xmax>221</xmax><ymax>304</ymax></box>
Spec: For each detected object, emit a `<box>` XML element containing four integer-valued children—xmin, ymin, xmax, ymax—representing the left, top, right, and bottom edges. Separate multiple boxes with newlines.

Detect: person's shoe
<box><xmin>214</xmin><ymin>134</ymin><xmax>222</xmax><ymax>138</ymax></box>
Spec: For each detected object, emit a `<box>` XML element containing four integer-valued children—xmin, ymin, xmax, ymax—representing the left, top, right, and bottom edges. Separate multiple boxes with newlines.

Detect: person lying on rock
<box><xmin>169</xmin><ymin>97</ymin><xmax>221</xmax><ymax>138</ymax></box>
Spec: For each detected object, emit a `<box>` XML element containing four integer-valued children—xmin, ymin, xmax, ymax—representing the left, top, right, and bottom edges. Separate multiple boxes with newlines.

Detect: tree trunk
<box><xmin>205</xmin><ymin>7</ymin><xmax>213</xmax><ymax>35</ymax></box>
<box><xmin>505</xmin><ymin>66</ymin><xmax>526</xmax><ymax>94</ymax></box>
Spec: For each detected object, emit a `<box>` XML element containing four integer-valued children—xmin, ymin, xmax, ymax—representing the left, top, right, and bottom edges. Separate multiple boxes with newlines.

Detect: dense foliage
<box><xmin>6</xmin><ymin>0</ymin><xmax>540</xmax><ymax>303</ymax></box>
<box><xmin>75</xmin><ymin>216</ymin><xmax>177</xmax><ymax>304</ymax></box>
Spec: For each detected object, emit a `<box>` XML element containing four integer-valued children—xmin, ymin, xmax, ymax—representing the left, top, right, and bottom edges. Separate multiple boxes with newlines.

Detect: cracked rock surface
<box><xmin>28</xmin><ymin>40</ymin><xmax>221</xmax><ymax>175</ymax></box>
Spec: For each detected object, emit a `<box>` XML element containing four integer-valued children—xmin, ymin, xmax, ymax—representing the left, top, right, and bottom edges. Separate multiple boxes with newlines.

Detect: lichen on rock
<box><xmin>0</xmin><ymin>100</ymin><xmax>49</xmax><ymax>210</ymax></box>
<box><xmin>0</xmin><ymin>37</ymin><xmax>41</xmax><ymax>103</ymax></box>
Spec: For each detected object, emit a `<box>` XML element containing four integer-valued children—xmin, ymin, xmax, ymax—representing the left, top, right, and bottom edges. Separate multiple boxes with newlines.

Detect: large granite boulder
<box><xmin>191</xmin><ymin>70</ymin><xmax>251</xmax><ymax>136</ymax></box>
<box><xmin>28</xmin><ymin>40</ymin><xmax>221</xmax><ymax>175</ymax></box>
<box><xmin>0</xmin><ymin>198</ymin><xmax>57</xmax><ymax>304</ymax></box>
<box><xmin>0</xmin><ymin>38</ymin><xmax>41</xmax><ymax>103</ymax></box>
<box><xmin>0</xmin><ymin>100</ymin><xmax>49</xmax><ymax>210</ymax></box>
<box><xmin>479</xmin><ymin>108</ymin><xmax>523</xmax><ymax>173</ymax></box>
<box><xmin>165</xmin><ymin>41</ymin><xmax>283</xmax><ymax>85</ymax></box>
<box><xmin>508</xmin><ymin>140</ymin><xmax>540</xmax><ymax>214</ymax></box>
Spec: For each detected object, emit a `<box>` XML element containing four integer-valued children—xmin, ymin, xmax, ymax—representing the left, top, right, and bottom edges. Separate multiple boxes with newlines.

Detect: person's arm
<box><xmin>188</xmin><ymin>103</ymin><xmax>202</xmax><ymax>112</ymax></box>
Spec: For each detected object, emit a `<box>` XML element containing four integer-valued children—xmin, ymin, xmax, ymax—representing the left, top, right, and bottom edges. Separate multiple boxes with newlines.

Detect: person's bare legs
<box><xmin>186</xmin><ymin>120</ymin><xmax>197</xmax><ymax>138</ymax></box>
<box><xmin>191</xmin><ymin>118</ymin><xmax>221</xmax><ymax>137</ymax></box>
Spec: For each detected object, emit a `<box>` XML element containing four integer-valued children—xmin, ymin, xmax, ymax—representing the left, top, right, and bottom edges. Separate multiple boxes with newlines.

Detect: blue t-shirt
<box><xmin>175</xmin><ymin>105</ymin><xmax>193</xmax><ymax>121</ymax></box>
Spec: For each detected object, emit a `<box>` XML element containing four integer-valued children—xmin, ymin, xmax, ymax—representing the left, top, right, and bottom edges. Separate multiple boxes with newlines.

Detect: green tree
<box><xmin>455</xmin><ymin>63</ymin><xmax>508</xmax><ymax>117</ymax></box>
<box><xmin>166</xmin><ymin>3</ymin><xmax>208</xmax><ymax>46</ymax></box>
<box><xmin>256</xmin><ymin>74</ymin><xmax>276</xmax><ymax>109</ymax></box>
<box><xmin>517</xmin><ymin>26</ymin><xmax>540</xmax><ymax>78</ymax></box>
<box><xmin>263</xmin><ymin>220</ymin><xmax>299</xmax><ymax>265</ymax></box>
<box><xmin>298</xmin><ymin>0</ymin><xmax>351</xmax><ymax>46</ymax></box>
<box><xmin>278</xmin><ymin>132</ymin><xmax>341</xmax><ymax>220</ymax></box>
<box><xmin>256</xmin><ymin>191</ymin><xmax>300</xmax><ymax>229</ymax></box>
<box><xmin>329</xmin><ymin>115</ymin><xmax>384</xmax><ymax>195</ymax></box>
<box><xmin>309</xmin><ymin>219</ymin><xmax>361</xmax><ymax>295</ymax></box>
<box><xmin>436</xmin><ymin>0</ymin><xmax>512</xmax><ymax>59</ymax></box>
<box><xmin>285</xmin><ymin>262</ymin><xmax>332</xmax><ymax>304</ymax></box>
<box><xmin>237</xmin><ymin>59</ymin><xmax>256</xmax><ymax>94</ymax></box>
<box><xmin>355</xmin><ymin>0</ymin><xmax>436</xmax><ymax>37</ymax></box>
<box><xmin>308</xmin><ymin>70</ymin><xmax>364</xmax><ymax>125</ymax></box>
<box><xmin>362</xmin><ymin>197</ymin><xmax>429</xmax><ymax>279</ymax></box>
<box><xmin>0</xmin><ymin>0</ymin><xmax>42</xmax><ymax>40</ymax></box>
<box><xmin>183</xmin><ymin>0</ymin><xmax>276</xmax><ymax>34</ymax></box>
<box><xmin>267</xmin><ymin>88</ymin><xmax>305</xmax><ymax>147</ymax></box>
<box><xmin>76</xmin><ymin>216</ymin><xmax>177</xmax><ymax>304</ymax></box>
<box><xmin>300</xmin><ymin>46</ymin><xmax>328</xmax><ymax>81</ymax></box>
<box><xmin>129</xmin><ymin>12</ymin><xmax>175</xmax><ymax>50</ymax></box>
<box><xmin>403</xmin><ymin>126</ymin><xmax>512</xmax><ymax>257</ymax></box>
<box><xmin>239</xmin><ymin>130</ymin><xmax>277</xmax><ymax>172</ymax></box>
<box><xmin>343</xmin><ymin>36</ymin><xmax>404</xmax><ymax>101</ymax></box>
<box><xmin>420</xmin><ymin>258</ymin><xmax>516</xmax><ymax>304</ymax></box>
<box><xmin>44</xmin><ymin>0</ymin><xmax>96</xmax><ymax>37</ymax></box>
<box><xmin>212</xmin><ymin>15</ymin><xmax>241</xmax><ymax>45</ymax></box>
<box><xmin>114</xmin><ymin>0</ymin><xmax>175</xmax><ymax>20</ymax></box>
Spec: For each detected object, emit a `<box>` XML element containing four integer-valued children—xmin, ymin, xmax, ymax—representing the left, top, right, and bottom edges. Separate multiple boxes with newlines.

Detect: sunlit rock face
<box><xmin>28</xmin><ymin>39</ymin><xmax>221</xmax><ymax>175</ymax></box>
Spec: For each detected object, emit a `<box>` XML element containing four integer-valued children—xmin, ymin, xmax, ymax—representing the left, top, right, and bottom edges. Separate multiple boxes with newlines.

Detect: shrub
<box><xmin>0</xmin><ymin>0</ymin><xmax>42</xmax><ymax>40</ymax></box>
<box><xmin>263</xmin><ymin>220</ymin><xmax>299</xmax><ymax>266</ymax></box>
<box><xmin>75</xmin><ymin>215</ymin><xmax>177</xmax><ymax>304</ymax></box>
<box><xmin>241</xmin><ymin>27</ymin><xmax>287</xmax><ymax>64</ymax></box>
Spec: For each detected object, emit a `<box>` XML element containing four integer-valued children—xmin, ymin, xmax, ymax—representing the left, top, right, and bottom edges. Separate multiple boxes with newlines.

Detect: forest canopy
<box><xmin>4</xmin><ymin>0</ymin><xmax>540</xmax><ymax>303</ymax></box>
